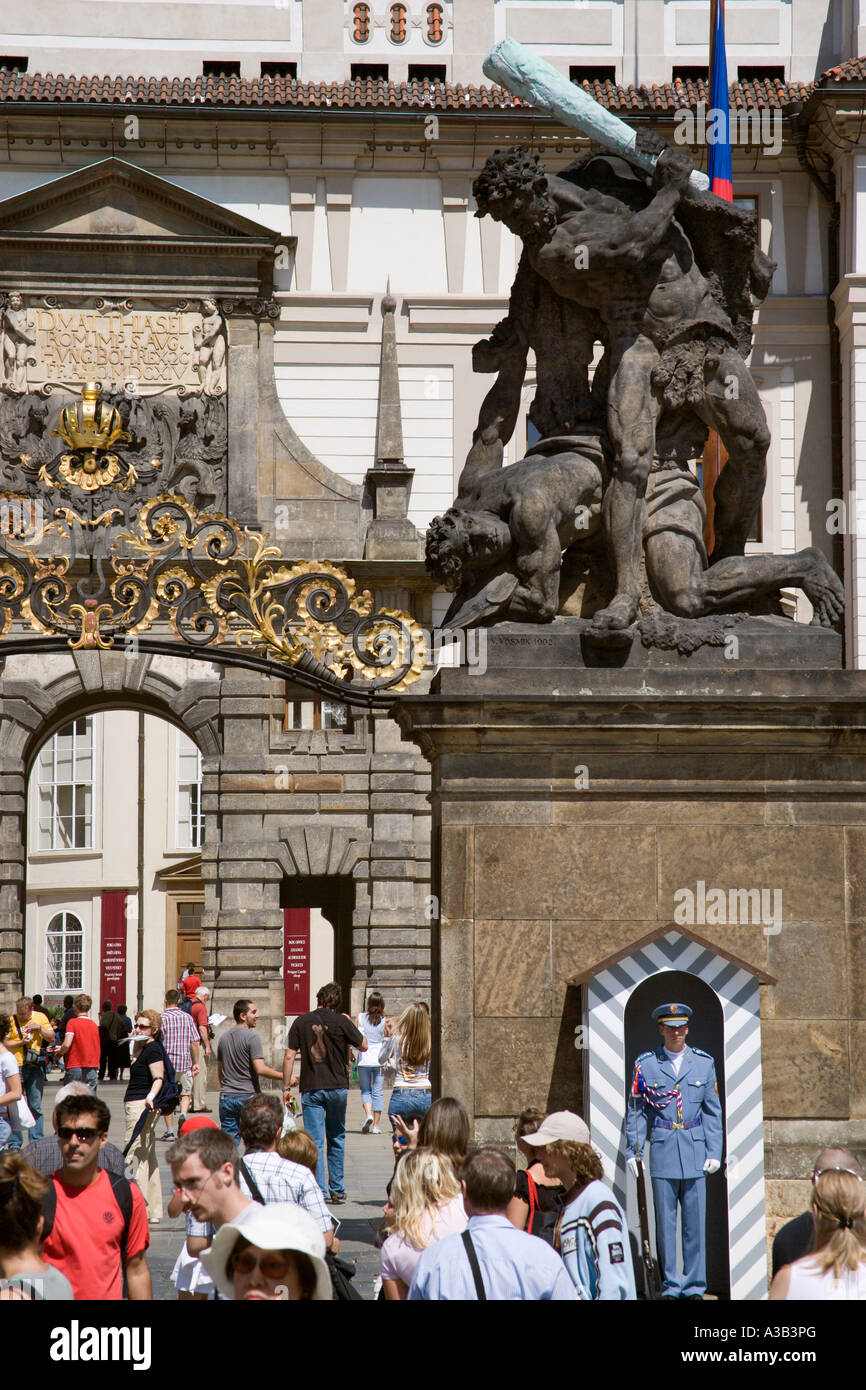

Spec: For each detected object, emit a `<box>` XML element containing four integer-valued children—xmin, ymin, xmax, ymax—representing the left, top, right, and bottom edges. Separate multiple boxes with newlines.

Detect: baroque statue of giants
<box><xmin>426</xmin><ymin>96</ymin><xmax>842</xmax><ymax>637</ymax></box>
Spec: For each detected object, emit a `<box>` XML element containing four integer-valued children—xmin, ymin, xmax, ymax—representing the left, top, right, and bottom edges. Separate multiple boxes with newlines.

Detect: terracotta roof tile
<box><xmin>818</xmin><ymin>56</ymin><xmax>866</xmax><ymax>85</ymax></box>
<box><xmin>0</xmin><ymin>69</ymin><xmax>818</xmax><ymax>112</ymax></box>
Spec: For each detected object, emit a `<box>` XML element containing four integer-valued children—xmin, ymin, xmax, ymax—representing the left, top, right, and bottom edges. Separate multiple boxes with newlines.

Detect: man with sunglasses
<box><xmin>24</xmin><ymin>1080</ymin><xmax>128</xmax><ymax>1176</ymax></box>
<box><xmin>771</xmin><ymin>1147</ymin><xmax>864</xmax><ymax>1276</ymax></box>
<box><xmin>40</xmin><ymin>1093</ymin><xmax>152</xmax><ymax>1300</ymax></box>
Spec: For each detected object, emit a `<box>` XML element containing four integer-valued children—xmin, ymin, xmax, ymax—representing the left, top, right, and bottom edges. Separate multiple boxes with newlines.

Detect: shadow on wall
<box><xmin>546</xmin><ymin>984</ymin><xmax>585</xmax><ymax>1117</ymax></box>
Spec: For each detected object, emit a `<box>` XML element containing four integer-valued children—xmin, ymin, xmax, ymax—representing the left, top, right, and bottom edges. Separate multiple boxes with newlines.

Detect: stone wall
<box><xmin>394</xmin><ymin>630</ymin><xmax>866</xmax><ymax>1240</ymax></box>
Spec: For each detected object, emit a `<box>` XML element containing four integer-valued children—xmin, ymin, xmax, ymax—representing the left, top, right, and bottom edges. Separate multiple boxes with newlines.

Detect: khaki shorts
<box><xmin>177</xmin><ymin>1069</ymin><xmax>193</xmax><ymax>1097</ymax></box>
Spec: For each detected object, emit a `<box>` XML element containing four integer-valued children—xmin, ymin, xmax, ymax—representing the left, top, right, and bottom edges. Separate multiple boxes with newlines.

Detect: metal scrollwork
<box><xmin>0</xmin><ymin>492</ymin><xmax>425</xmax><ymax>699</ymax></box>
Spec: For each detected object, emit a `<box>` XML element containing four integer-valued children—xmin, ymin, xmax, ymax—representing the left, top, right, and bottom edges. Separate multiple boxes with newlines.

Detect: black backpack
<box><xmin>153</xmin><ymin>1038</ymin><xmax>181</xmax><ymax>1114</ymax></box>
<box><xmin>525</xmin><ymin>1170</ymin><xmax>566</xmax><ymax>1248</ymax></box>
<box><xmin>43</xmin><ymin>1170</ymin><xmax>134</xmax><ymax>1267</ymax></box>
<box><xmin>238</xmin><ymin>1159</ymin><xmax>363</xmax><ymax>1302</ymax></box>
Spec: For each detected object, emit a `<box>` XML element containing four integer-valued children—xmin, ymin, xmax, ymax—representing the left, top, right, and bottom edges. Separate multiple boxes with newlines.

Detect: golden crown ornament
<box><xmin>51</xmin><ymin>381</ymin><xmax>132</xmax><ymax>491</ymax></box>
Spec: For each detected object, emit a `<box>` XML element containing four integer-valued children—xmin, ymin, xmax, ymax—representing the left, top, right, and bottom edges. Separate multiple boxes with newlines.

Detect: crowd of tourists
<box><xmin>1</xmin><ymin>979</ymin><xmax>865</xmax><ymax>1301</ymax></box>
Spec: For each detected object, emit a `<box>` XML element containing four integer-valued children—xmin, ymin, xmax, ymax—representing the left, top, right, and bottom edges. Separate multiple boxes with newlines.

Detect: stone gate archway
<box><xmin>0</xmin><ymin>647</ymin><xmax>223</xmax><ymax>1006</ymax></box>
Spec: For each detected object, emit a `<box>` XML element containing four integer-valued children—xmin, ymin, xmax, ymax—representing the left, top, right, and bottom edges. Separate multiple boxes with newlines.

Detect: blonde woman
<box><xmin>380</xmin><ymin>1147</ymin><xmax>467</xmax><ymax>1299</ymax></box>
<box><xmin>0</xmin><ymin>1015</ymin><xmax>23</xmax><ymax>1152</ymax></box>
<box><xmin>379</xmin><ymin>1002</ymin><xmax>432</xmax><ymax>1139</ymax></box>
<box><xmin>123</xmin><ymin>1009</ymin><xmax>165</xmax><ymax>1224</ymax></box>
<box><xmin>770</xmin><ymin>1166</ymin><xmax>866</xmax><ymax>1300</ymax></box>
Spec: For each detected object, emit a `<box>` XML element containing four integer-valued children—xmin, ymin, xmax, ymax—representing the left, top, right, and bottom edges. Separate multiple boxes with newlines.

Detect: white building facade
<box><xmin>25</xmin><ymin>710</ymin><xmax>205</xmax><ymax>1009</ymax></box>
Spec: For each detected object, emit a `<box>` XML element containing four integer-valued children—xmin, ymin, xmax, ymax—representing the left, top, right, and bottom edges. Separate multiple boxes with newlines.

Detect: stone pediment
<box><xmin>0</xmin><ymin>157</ymin><xmax>278</xmax><ymax>242</ymax></box>
<box><xmin>0</xmin><ymin>159</ymin><xmax>288</xmax><ymax>300</ymax></box>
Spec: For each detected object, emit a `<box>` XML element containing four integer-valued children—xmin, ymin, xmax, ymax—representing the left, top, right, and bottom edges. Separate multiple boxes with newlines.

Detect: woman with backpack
<box><xmin>123</xmin><ymin>1008</ymin><xmax>165</xmax><ymax>1224</ymax></box>
<box><xmin>506</xmin><ymin>1108</ymin><xmax>566</xmax><ymax>1244</ymax></box>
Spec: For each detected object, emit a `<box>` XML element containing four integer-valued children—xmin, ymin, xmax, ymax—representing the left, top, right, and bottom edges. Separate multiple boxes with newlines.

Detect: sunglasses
<box><xmin>230</xmin><ymin>1249</ymin><xmax>294</xmax><ymax>1280</ymax></box>
<box><xmin>813</xmin><ymin>1166</ymin><xmax>863</xmax><ymax>1182</ymax></box>
<box><xmin>57</xmin><ymin>1126</ymin><xmax>101</xmax><ymax>1143</ymax></box>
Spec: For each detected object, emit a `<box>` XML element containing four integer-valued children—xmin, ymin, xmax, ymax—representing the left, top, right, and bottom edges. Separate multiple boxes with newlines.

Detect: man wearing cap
<box><xmin>523</xmin><ymin>1111</ymin><xmax>636</xmax><ymax>1300</ymax></box>
<box><xmin>625</xmin><ymin>1002</ymin><xmax>723</xmax><ymax>1300</ymax></box>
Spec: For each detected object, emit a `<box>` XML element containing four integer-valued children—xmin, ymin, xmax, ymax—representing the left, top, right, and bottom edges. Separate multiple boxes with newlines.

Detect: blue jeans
<box><xmin>388</xmin><ymin>1087</ymin><xmax>432</xmax><ymax>1134</ymax></box>
<box><xmin>302</xmin><ymin>1089</ymin><xmax>348</xmax><ymax>1198</ymax></box>
<box><xmin>0</xmin><ymin>1117</ymin><xmax>11</xmax><ymax>1150</ymax></box>
<box><xmin>7</xmin><ymin>1063</ymin><xmax>47</xmax><ymax>1150</ymax></box>
<box><xmin>65</xmin><ymin>1067</ymin><xmax>98</xmax><ymax>1094</ymax></box>
<box><xmin>358</xmin><ymin>1066</ymin><xmax>384</xmax><ymax>1111</ymax></box>
<box><xmin>219</xmin><ymin>1093</ymin><xmax>249</xmax><ymax>1145</ymax></box>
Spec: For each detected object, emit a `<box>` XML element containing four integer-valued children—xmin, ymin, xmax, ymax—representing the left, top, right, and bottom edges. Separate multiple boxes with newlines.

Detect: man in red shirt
<box><xmin>56</xmin><ymin>993</ymin><xmax>101</xmax><ymax>1093</ymax></box>
<box><xmin>181</xmin><ymin>970</ymin><xmax>202</xmax><ymax>1002</ymax></box>
<box><xmin>190</xmin><ymin>986</ymin><xmax>212</xmax><ymax>1112</ymax></box>
<box><xmin>41</xmin><ymin>1093</ymin><xmax>151</xmax><ymax>1300</ymax></box>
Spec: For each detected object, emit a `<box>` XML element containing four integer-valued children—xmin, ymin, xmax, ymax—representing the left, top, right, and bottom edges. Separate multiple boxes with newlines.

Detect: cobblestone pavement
<box><xmin>35</xmin><ymin>1077</ymin><xmax>394</xmax><ymax>1301</ymax></box>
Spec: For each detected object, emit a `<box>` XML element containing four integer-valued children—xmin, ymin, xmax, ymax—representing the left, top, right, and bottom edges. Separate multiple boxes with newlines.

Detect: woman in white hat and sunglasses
<box><xmin>200</xmin><ymin>1202</ymin><xmax>332</xmax><ymax>1301</ymax></box>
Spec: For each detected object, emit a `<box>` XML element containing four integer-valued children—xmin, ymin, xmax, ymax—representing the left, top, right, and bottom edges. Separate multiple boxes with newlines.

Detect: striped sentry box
<box><xmin>576</xmin><ymin>926</ymin><xmax>775</xmax><ymax>1302</ymax></box>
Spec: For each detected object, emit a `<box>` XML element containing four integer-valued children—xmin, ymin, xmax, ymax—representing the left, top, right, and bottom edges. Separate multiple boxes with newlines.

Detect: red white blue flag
<box><xmin>708</xmin><ymin>2</ymin><xmax>733</xmax><ymax>202</ymax></box>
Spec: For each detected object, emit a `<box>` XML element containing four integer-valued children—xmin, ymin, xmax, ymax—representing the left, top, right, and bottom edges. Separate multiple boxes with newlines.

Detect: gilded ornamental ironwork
<box><xmin>0</xmin><ymin>383</ymin><xmax>425</xmax><ymax>703</ymax></box>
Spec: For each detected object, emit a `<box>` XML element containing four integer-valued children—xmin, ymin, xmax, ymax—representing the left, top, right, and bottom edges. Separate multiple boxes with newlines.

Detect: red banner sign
<box><xmin>99</xmin><ymin>891</ymin><xmax>127</xmax><ymax>1007</ymax></box>
<box><xmin>283</xmin><ymin>908</ymin><xmax>310</xmax><ymax>1014</ymax></box>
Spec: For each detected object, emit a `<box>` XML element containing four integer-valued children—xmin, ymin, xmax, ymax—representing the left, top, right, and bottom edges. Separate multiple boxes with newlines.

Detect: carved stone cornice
<box><xmin>219</xmin><ymin>296</ymin><xmax>281</xmax><ymax>320</ymax></box>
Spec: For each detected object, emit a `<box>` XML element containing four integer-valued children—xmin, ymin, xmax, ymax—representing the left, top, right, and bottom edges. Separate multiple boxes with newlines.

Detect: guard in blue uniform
<box><xmin>625</xmin><ymin>1002</ymin><xmax>723</xmax><ymax>1299</ymax></box>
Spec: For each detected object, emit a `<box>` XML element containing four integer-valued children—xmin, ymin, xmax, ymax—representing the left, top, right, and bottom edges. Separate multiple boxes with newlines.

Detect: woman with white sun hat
<box><xmin>200</xmin><ymin>1201</ymin><xmax>332</xmax><ymax>1301</ymax></box>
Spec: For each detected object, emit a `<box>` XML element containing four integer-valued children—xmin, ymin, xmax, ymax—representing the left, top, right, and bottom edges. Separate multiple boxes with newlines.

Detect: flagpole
<box><xmin>702</xmin><ymin>0</ymin><xmax>727</xmax><ymax>556</ymax></box>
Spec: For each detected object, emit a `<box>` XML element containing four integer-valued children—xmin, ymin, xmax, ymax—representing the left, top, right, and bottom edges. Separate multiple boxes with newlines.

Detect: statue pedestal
<box><xmin>393</xmin><ymin>621</ymin><xmax>866</xmax><ymax>1284</ymax></box>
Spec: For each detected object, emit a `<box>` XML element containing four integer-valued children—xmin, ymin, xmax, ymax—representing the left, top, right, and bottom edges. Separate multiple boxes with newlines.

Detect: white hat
<box><xmin>520</xmin><ymin>1111</ymin><xmax>590</xmax><ymax>1148</ymax></box>
<box><xmin>199</xmin><ymin>1202</ymin><xmax>332</xmax><ymax>1301</ymax></box>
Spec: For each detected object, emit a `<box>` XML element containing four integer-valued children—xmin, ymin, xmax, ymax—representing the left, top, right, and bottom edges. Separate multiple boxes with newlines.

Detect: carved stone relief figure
<box><xmin>193</xmin><ymin>297</ymin><xmax>227</xmax><ymax>396</ymax></box>
<box><xmin>0</xmin><ymin>294</ymin><xmax>37</xmax><ymax>395</ymax></box>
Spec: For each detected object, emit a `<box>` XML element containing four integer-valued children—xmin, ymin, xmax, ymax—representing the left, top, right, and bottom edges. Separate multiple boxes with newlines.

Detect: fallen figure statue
<box><xmin>425</xmin><ymin>433</ymin><xmax>844</xmax><ymax>634</ymax></box>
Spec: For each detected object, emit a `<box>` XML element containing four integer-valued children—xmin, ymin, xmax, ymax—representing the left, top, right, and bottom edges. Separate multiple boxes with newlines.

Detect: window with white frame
<box><xmin>285</xmin><ymin>698</ymin><xmax>353</xmax><ymax>733</ymax></box>
<box><xmin>45</xmin><ymin>911</ymin><xmax>84</xmax><ymax>992</ymax></box>
<box><xmin>176</xmin><ymin>735</ymin><xmax>205</xmax><ymax>849</ymax></box>
<box><xmin>37</xmin><ymin>718</ymin><xmax>94</xmax><ymax>850</ymax></box>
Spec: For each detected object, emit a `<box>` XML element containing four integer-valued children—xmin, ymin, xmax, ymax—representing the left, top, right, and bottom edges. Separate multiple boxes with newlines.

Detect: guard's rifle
<box><xmin>631</xmin><ymin>1089</ymin><xmax>661</xmax><ymax>1301</ymax></box>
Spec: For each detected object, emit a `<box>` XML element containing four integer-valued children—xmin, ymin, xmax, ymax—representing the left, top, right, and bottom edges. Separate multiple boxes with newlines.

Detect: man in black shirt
<box><xmin>771</xmin><ymin>1146</ymin><xmax>863</xmax><ymax>1277</ymax></box>
<box><xmin>283</xmin><ymin>982</ymin><xmax>366</xmax><ymax>1204</ymax></box>
<box><xmin>58</xmin><ymin>995</ymin><xmax>75</xmax><ymax>1041</ymax></box>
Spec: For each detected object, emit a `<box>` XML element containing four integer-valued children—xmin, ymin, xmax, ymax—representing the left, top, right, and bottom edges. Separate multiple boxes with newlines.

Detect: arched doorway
<box><xmin>280</xmin><ymin>875</ymin><xmax>354</xmax><ymax>1016</ymax></box>
<box><xmin>24</xmin><ymin>704</ymin><xmax>208</xmax><ymax>1016</ymax></box>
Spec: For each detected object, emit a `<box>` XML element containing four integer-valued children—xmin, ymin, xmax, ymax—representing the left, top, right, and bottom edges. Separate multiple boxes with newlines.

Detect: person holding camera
<box><xmin>3</xmin><ymin>996</ymin><xmax>55</xmax><ymax>1147</ymax></box>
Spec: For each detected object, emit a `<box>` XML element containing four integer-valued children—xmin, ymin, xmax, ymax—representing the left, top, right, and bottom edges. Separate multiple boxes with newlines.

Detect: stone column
<box><xmin>226</xmin><ymin>310</ymin><xmax>260</xmax><ymax>526</ymax></box>
<box><xmin>211</xmin><ymin>670</ymin><xmax>285</xmax><ymax>1044</ymax></box>
<box><xmin>0</xmin><ymin>754</ymin><xmax>26</xmax><ymax>1005</ymax></box>
<box><xmin>832</xmin><ymin>254</ymin><xmax>866</xmax><ymax>668</ymax></box>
